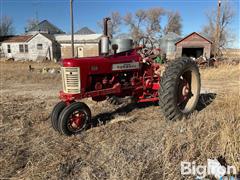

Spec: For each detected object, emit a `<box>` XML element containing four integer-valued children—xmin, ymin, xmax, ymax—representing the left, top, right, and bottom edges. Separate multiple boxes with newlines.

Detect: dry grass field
<box><xmin>0</xmin><ymin>61</ymin><xmax>239</xmax><ymax>179</ymax></box>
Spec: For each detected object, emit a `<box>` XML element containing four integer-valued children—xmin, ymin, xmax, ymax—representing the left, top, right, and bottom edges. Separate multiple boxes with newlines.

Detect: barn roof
<box><xmin>41</xmin><ymin>33</ymin><xmax>56</xmax><ymax>42</ymax></box>
<box><xmin>27</xmin><ymin>20</ymin><xmax>65</xmax><ymax>34</ymax></box>
<box><xmin>175</xmin><ymin>32</ymin><xmax>212</xmax><ymax>45</ymax></box>
<box><xmin>2</xmin><ymin>35</ymin><xmax>34</xmax><ymax>43</ymax></box>
<box><xmin>54</xmin><ymin>34</ymin><xmax>102</xmax><ymax>43</ymax></box>
<box><xmin>75</xmin><ymin>27</ymin><xmax>95</xmax><ymax>35</ymax></box>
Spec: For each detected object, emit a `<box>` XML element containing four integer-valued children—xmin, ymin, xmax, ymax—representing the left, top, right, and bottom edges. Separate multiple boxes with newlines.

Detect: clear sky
<box><xmin>1</xmin><ymin>0</ymin><xmax>239</xmax><ymax>47</ymax></box>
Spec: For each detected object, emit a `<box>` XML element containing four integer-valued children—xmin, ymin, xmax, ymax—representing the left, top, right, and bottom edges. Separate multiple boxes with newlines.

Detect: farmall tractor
<box><xmin>51</xmin><ymin>18</ymin><xmax>201</xmax><ymax>136</ymax></box>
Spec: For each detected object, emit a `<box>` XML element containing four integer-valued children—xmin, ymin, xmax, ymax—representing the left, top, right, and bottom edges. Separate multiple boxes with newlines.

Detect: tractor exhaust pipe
<box><xmin>103</xmin><ymin>17</ymin><xmax>110</xmax><ymax>36</ymax></box>
<box><xmin>101</xmin><ymin>17</ymin><xmax>111</xmax><ymax>55</ymax></box>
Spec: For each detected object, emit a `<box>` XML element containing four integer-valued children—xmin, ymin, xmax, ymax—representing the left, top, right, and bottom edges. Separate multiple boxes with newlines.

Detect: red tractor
<box><xmin>51</xmin><ymin>18</ymin><xmax>201</xmax><ymax>136</ymax></box>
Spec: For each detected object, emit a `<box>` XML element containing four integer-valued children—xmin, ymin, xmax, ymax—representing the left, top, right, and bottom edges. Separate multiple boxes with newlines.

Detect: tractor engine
<box><xmin>60</xmin><ymin>48</ymin><xmax>160</xmax><ymax>103</ymax></box>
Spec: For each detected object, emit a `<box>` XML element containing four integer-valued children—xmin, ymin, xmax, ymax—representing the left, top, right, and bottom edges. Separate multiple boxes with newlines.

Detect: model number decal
<box><xmin>112</xmin><ymin>62</ymin><xmax>140</xmax><ymax>71</ymax></box>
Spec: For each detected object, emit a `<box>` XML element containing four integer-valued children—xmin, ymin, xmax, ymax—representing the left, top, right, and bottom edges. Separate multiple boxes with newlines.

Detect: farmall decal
<box><xmin>112</xmin><ymin>62</ymin><xmax>140</xmax><ymax>71</ymax></box>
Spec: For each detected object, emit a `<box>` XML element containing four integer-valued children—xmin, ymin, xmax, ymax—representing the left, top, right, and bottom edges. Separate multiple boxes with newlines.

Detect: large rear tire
<box><xmin>58</xmin><ymin>102</ymin><xmax>91</xmax><ymax>136</ymax></box>
<box><xmin>159</xmin><ymin>57</ymin><xmax>201</xmax><ymax>120</ymax></box>
<box><xmin>51</xmin><ymin>101</ymin><xmax>67</xmax><ymax>131</ymax></box>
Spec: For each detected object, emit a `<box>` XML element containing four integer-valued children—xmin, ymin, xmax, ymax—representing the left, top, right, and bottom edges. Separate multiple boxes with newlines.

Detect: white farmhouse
<box><xmin>1</xmin><ymin>33</ymin><xmax>60</xmax><ymax>61</ymax></box>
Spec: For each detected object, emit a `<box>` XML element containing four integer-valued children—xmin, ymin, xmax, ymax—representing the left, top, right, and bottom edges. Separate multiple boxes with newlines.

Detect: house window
<box><xmin>37</xmin><ymin>44</ymin><xmax>43</xmax><ymax>50</ymax></box>
<box><xmin>25</xmin><ymin>45</ymin><xmax>28</xmax><ymax>53</ymax></box>
<box><xmin>19</xmin><ymin>44</ymin><xmax>24</xmax><ymax>52</ymax></box>
<box><xmin>7</xmin><ymin>45</ymin><xmax>11</xmax><ymax>53</ymax></box>
<box><xmin>19</xmin><ymin>44</ymin><xmax>28</xmax><ymax>53</ymax></box>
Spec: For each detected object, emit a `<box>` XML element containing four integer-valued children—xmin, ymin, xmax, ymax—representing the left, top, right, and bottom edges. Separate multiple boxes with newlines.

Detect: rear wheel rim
<box><xmin>177</xmin><ymin>69</ymin><xmax>198</xmax><ymax>113</ymax></box>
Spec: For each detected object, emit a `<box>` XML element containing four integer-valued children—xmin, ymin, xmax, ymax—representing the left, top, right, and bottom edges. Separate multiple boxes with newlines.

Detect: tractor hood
<box><xmin>61</xmin><ymin>50</ymin><xmax>142</xmax><ymax>74</ymax></box>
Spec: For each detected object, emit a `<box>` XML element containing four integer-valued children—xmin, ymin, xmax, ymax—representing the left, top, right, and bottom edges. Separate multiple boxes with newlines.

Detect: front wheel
<box><xmin>58</xmin><ymin>102</ymin><xmax>91</xmax><ymax>136</ymax></box>
<box><xmin>51</xmin><ymin>101</ymin><xmax>67</xmax><ymax>131</ymax></box>
<box><xmin>159</xmin><ymin>57</ymin><xmax>201</xmax><ymax>120</ymax></box>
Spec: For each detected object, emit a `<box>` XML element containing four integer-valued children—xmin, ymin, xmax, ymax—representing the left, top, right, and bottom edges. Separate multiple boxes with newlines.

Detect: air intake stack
<box><xmin>101</xmin><ymin>17</ymin><xmax>111</xmax><ymax>55</ymax></box>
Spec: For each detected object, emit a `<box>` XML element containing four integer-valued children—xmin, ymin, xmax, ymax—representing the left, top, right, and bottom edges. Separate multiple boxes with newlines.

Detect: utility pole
<box><xmin>214</xmin><ymin>0</ymin><xmax>221</xmax><ymax>57</ymax></box>
<box><xmin>36</xmin><ymin>11</ymin><xmax>39</xmax><ymax>22</ymax></box>
<box><xmin>70</xmin><ymin>0</ymin><xmax>74</xmax><ymax>57</ymax></box>
<box><xmin>33</xmin><ymin>1</ymin><xmax>39</xmax><ymax>22</ymax></box>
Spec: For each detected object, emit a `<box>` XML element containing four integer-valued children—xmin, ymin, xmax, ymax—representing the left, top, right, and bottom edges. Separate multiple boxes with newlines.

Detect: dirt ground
<box><xmin>0</xmin><ymin>61</ymin><xmax>239</xmax><ymax>179</ymax></box>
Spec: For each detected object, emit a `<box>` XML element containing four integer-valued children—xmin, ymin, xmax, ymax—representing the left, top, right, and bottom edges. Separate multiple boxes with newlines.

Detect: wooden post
<box><xmin>214</xmin><ymin>0</ymin><xmax>221</xmax><ymax>57</ymax></box>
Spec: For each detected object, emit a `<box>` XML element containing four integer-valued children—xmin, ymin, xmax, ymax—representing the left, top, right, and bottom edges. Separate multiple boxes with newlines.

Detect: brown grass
<box><xmin>0</xmin><ymin>62</ymin><xmax>239</xmax><ymax>179</ymax></box>
<box><xmin>201</xmin><ymin>64</ymin><xmax>239</xmax><ymax>81</ymax></box>
<box><xmin>0</xmin><ymin>61</ymin><xmax>61</xmax><ymax>85</ymax></box>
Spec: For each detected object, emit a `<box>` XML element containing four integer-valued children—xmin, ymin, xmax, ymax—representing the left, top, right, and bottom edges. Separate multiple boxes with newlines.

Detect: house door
<box><xmin>77</xmin><ymin>46</ymin><xmax>84</xmax><ymax>57</ymax></box>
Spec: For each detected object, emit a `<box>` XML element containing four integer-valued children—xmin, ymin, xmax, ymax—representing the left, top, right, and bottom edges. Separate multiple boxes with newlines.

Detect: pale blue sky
<box><xmin>1</xmin><ymin>0</ymin><xmax>239</xmax><ymax>47</ymax></box>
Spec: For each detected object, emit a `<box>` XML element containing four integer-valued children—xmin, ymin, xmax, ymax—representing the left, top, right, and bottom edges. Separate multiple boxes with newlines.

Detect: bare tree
<box><xmin>202</xmin><ymin>1</ymin><xmax>235</xmax><ymax>55</ymax></box>
<box><xmin>98</xmin><ymin>11</ymin><xmax>121</xmax><ymax>37</ymax></box>
<box><xmin>123</xmin><ymin>10</ymin><xmax>147</xmax><ymax>41</ymax></box>
<box><xmin>146</xmin><ymin>8</ymin><xmax>165</xmax><ymax>38</ymax></box>
<box><xmin>124</xmin><ymin>8</ymin><xmax>164</xmax><ymax>43</ymax></box>
<box><xmin>164</xmin><ymin>11</ymin><xmax>182</xmax><ymax>35</ymax></box>
<box><xmin>25</xmin><ymin>18</ymin><xmax>39</xmax><ymax>32</ymax></box>
<box><xmin>110</xmin><ymin>12</ymin><xmax>121</xmax><ymax>36</ymax></box>
<box><xmin>0</xmin><ymin>16</ymin><xmax>14</xmax><ymax>36</ymax></box>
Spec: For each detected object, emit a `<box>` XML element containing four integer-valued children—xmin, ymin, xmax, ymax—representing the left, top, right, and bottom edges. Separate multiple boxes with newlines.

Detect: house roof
<box><xmin>0</xmin><ymin>36</ymin><xmax>15</xmax><ymax>42</ymax></box>
<box><xmin>27</xmin><ymin>20</ymin><xmax>65</xmax><ymax>34</ymax></box>
<box><xmin>2</xmin><ymin>33</ymin><xmax>55</xmax><ymax>43</ymax></box>
<box><xmin>175</xmin><ymin>32</ymin><xmax>212</xmax><ymax>45</ymax></box>
<box><xmin>3</xmin><ymin>35</ymin><xmax>34</xmax><ymax>43</ymax></box>
<box><xmin>75</xmin><ymin>27</ymin><xmax>95</xmax><ymax>35</ymax></box>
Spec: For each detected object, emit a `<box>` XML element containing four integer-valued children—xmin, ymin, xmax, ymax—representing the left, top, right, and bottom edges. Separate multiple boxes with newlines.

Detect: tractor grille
<box><xmin>61</xmin><ymin>67</ymin><xmax>81</xmax><ymax>94</ymax></box>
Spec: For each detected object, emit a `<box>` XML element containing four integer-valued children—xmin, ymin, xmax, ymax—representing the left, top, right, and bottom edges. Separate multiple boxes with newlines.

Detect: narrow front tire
<box><xmin>58</xmin><ymin>102</ymin><xmax>91</xmax><ymax>136</ymax></box>
<box><xmin>51</xmin><ymin>101</ymin><xmax>67</xmax><ymax>131</ymax></box>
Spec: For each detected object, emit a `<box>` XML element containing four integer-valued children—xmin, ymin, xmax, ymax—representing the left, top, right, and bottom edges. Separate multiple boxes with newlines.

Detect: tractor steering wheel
<box><xmin>137</xmin><ymin>37</ymin><xmax>154</xmax><ymax>56</ymax></box>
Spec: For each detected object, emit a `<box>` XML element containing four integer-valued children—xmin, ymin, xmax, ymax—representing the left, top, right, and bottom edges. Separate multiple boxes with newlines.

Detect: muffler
<box><xmin>101</xmin><ymin>17</ymin><xmax>111</xmax><ymax>55</ymax></box>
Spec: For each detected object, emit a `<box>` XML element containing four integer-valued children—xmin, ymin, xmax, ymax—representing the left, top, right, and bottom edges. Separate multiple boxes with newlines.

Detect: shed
<box><xmin>54</xmin><ymin>34</ymin><xmax>102</xmax><ymax>58</ymax></box>
<box><xmin>175</xmin><ymin>32</ymin><xmax>212</xmax><ymax>59</ymax></box>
